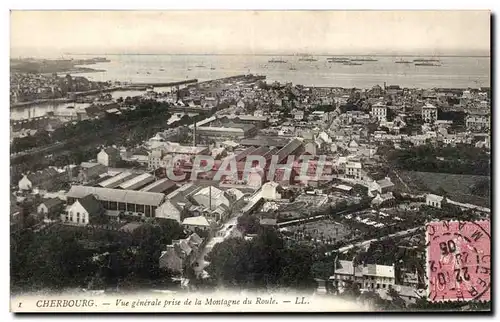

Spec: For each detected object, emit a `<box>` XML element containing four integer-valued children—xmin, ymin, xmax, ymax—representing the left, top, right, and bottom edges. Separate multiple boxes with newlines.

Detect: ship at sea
<box><xmin>395</xmin><ymin>59</ymin><xmax>412</xmax><ymax>64</ymax></box>
<box><xmin>327</xmin><ymin>57</ymin><xmax>351</xmax><ymax>63</ymax></box>
<box><xmin>268</xmin><ymin>58</ymin><xmax>288</xmax><ymax>63</ymax></box>
<box><xmin>415</xmin><ymin>63</ymin><xmax>441</xmax><ymax>67</ymax></box>
<box><xmin>289</xmin><ymin>66</ymin><xmax>297</xmax><ymax>70</ymax></box>
<box><xmin>298</xmin><ymin>56</ymin><xmax>318</xmax><ymax>62</ymax></box>
<box><xmin>413</xmin><ymin>58</ymin><xmax>441</xmax><ymax>63</ymax></box>
<box><xmin>350</xmin><ymin>58</ymin><xmax>378</xmax><ymax>62</ymax></box>
<box><xmin>343</xmin><ymin>62</ymin><xmax>363</xmax><ymax>66</ymax></box>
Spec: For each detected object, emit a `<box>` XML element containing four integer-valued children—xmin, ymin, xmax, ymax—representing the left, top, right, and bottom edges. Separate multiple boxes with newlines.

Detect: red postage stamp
<box><xmin>426</xmin><ymin>220</ymin><xmax>490</xmax><ymax>303</ymax></box>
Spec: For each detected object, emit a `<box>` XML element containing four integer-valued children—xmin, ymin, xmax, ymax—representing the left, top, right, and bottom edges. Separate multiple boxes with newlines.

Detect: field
<box><xmin>394</xmin><ymin>170</ymin><xmax>490</xmax><ymax>207</ymax></box>
<box><xmin>284</xmin><ymin>219</ymin><xmax>351</xmax><ymax>244</ymax></box>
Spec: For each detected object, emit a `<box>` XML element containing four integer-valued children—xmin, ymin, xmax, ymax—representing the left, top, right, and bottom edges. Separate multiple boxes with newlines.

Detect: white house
<box><xmin>261</xmin><ymin>182</ymin><xmax>283</xmax><ymax>200</ymax></box>
<box><xmin>155</xmin><ymin>200</ymin><xmax>183</xmax><ymax>222</ymax></box>
<box><xmin>362</xmin><ymin>264</ymin><xmax>396</xmax><ymax>290</ymax></box>
<box><xmin>182</xmin><ymin>216</ymin><xmax>213</xmax><ymax>233</ymax></box>
<box><xmin>426</xmin><ymin>194</ymin><xmax>444</xmax><ymax>209</ymax></box>
<box><xmin>330</xmin><ymin>261</ymin><xmax>396</xmax><ymax>291</ymax></box>
<box><xmin>63</xmin><ymin>194</ymin><xmax>103</xmax><ymax>226</ymax></box>
<box><xmin>192</xmin><ymin>186</ymin><xmax>230</xmax><ymax>210</ymax></box>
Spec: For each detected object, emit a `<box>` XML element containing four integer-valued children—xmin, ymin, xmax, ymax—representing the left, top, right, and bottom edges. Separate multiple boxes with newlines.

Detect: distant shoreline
<box><xmin>64</xmin><ymin>53</ymin><xmax>491</xmax><ymax>58</ymax></box>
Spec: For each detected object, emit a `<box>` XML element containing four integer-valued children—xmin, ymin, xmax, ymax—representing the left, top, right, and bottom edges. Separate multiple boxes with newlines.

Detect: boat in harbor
<box><xmin>268</xmin><ymin>58</ymin><xmax>287</xmax><ymax>63</ymax></box>
<box><xmin>395</xmin><ymin>59</ymin><xmax>412</xmax><ymax>64</ymax></box>
<box><xmin>159</xmin><ymin>68</ymin><xmax>165</xmax><ymax>71</ymax></box>
<box><xmin>195</xmin><ymin>65</ymin><xmax>205</xmax><ymax>68</ymax></box>
<box><xmin>289</xmin><ymin>67</ymin><xmax>297</xmax><ymax>70</ymax></box>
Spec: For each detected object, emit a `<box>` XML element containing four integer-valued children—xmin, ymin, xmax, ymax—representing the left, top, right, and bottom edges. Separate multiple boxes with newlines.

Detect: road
<box><xmin>192</xmin><ymin>213</ymin><xmax>244</xmax><ymax>278</ymax></box>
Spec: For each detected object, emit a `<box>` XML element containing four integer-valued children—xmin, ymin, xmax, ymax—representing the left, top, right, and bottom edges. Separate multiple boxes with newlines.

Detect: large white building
<box><xmin>330</xmin><ymin>260</ymin><xmax>396</xmax><ymax>291</ymax></box>
<box><xmin>466</xmin><ymin>111</ymin><xmax>490</xmax><ymax>131</ymax></box>
<box><xmin>371</xmin><ymin>102</ymin><xmax>387</xmax><ymax>122</ymax></box>
<box><xmin>421</xmin><ymin>103</ymin><xmax>438</xmax><ymax>123</ymax></box>
<box><xmin>147</xmin><ymin>143</ymin><xmax>208</xmax><ymax>170</ymax></box>
<box><xmin>345</xmin><ymin>161</ymin><xmax>363</xmax><ymax>180</ymax></box>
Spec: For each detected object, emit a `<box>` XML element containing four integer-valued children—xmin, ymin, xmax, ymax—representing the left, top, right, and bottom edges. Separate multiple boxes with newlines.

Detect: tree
<box><xmin>205</xmin><ymin>230</ymin><xmax>316</xmax><ymax>291</ymax></box>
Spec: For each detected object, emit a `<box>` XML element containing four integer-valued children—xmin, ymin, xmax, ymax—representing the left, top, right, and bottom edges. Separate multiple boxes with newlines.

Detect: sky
<box><xmin>10</xmin><ymin>11</ymin><xmax>491</xmax><ymax>57</ymax></box>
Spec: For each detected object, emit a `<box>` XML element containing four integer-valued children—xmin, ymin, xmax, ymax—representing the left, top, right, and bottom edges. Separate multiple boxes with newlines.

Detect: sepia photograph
<box><xmin>9</xmin><ymin>9</ymin><xmax>491</xmax><ymax>313</ymax></box>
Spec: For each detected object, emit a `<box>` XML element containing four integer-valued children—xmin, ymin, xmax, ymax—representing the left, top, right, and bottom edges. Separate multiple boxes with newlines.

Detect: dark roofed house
<box><xmin>37</xmin><ymin>197</ymin><xmax>64</xmax><ymax>220</ymax></box>
<box><xmin>159</xmin><ymin>232</ymin><xmax>204</xmax><ymax>274</ymax></box>
<box><xmin>97</xmin><ymin>147</ymin><xmax>121</xmax><ymax>167</ymax></box>
<box><xmin>372</xmin><ymin>177</ymin><xmax>395</xmax><ymax>194</ymax></box>
<box><xmin>18</xmin><ymin>168</ymin><xmax>65</xmax><ymax>191</ymax></box>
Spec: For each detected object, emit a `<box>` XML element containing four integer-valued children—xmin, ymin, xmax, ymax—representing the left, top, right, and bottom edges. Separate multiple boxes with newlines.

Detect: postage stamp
<box><xmin>426</xmin><ymin>220</ymin><xmax>491</xmax><ymax>303</ymax></box>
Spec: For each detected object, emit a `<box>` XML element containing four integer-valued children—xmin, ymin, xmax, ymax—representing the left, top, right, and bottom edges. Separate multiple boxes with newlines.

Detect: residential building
<box><xmin>182</xmin><ymin>216</ymin><xmax>215</xmax><ymax>234</ymax></box>
<box><xmin>466</xmin><ymin>111</ymin><xmax>490</xmax><ymax>131</ymax></box>
<box><xmin>345</xmin><ymin>162</ymin><xmax>363</xmax><ymax>180</ymax></box>
<box><xmin>371</xmin><ymin>177</ymin><xmax>395</xmax><ymax>195</ymax></box>
<box><xmin>422</xmin><ymin>103</ymin><xmax>438</xmax><ymax>123</ymax></box>
<box><xmin>63</xmin><ymin>194</ymin><xmax>104</xmax><ymax>226</ymax></box>
<box><xmin>159</xmin><ymin>233</ymin><xmax>204</xmax><ymax>274</ymax></box>
<box><xmin>426</xmin><ymin>194</ymin><xmax>444</xmax><ymax>209</ymax></box>
<box><xmin>18</xmin><ymin>168</ymin><xmax>65</xmax><ymax>191</ymax></box>
<box><xmin>155</xmin><ymin>183</ymin><xmax>200</xmax><ymax>222</ymax></box>
<box><xmin>97</xmin><ymin>147</ymin><xmax>121</xmax><ymax>167</ymax></box>
<box><xmin>330</xmin><ymin>261</ymin><xmax>396</xmax><ymax>291</ymax></box>
<box><xmin>371</xmin><ymin>102</ymin><xmax>387</xmax><ymax>122</ymax></box>
<box><xmin>37</xmin><ymin>197</ymin><xmax>64</xmax><ymax>220</ymax></box>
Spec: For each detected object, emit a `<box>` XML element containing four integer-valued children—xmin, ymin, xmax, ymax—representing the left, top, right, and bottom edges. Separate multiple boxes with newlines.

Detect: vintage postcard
<box><xmin>9</xmin><ymin>10</ymin><xmax>491</xmax><ymax>313</ymax></box>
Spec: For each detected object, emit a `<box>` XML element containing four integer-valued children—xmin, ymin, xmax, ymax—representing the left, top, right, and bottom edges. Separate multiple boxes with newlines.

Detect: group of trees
<box><xmin>10</xmin><ymin>218</ymin><xmax>184</xmax><ymax>293</ymax></box>
<box><xmin>384</xmin><ymin>143</ymin><xmax>490</xmax><ymax>176</ymax></box>
<box><xmin>205</xmin><ymin>229</ymin><xmax>317</xmax><ymax>291</ymax></box>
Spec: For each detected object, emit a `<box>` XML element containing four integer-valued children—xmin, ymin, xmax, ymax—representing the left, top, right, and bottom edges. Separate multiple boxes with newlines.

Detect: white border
<box><xmin>2</xmin><ymin>1</ymin><xmax>498</xmax><ymax>322</ymax></box>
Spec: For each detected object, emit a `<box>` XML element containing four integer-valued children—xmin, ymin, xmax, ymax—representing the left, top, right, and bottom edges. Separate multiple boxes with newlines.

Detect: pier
<box><xmin>128</xmin><ymin>79</ymin><xmax>198</xmax><ymax>88</ymax></box>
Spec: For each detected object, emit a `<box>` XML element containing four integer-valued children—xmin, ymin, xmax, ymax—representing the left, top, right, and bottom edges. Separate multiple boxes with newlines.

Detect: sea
<box><xmin>10</xmin><ymin>54</ymin><xmax>490</xmax><ymax>121</ymax></box>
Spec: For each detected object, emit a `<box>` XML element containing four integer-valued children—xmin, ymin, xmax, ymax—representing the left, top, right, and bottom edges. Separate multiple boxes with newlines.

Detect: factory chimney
<box><xmin>192</xmin><ymin>120</ymin><xmax>197</xmax><ymax>147</ymax></box>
